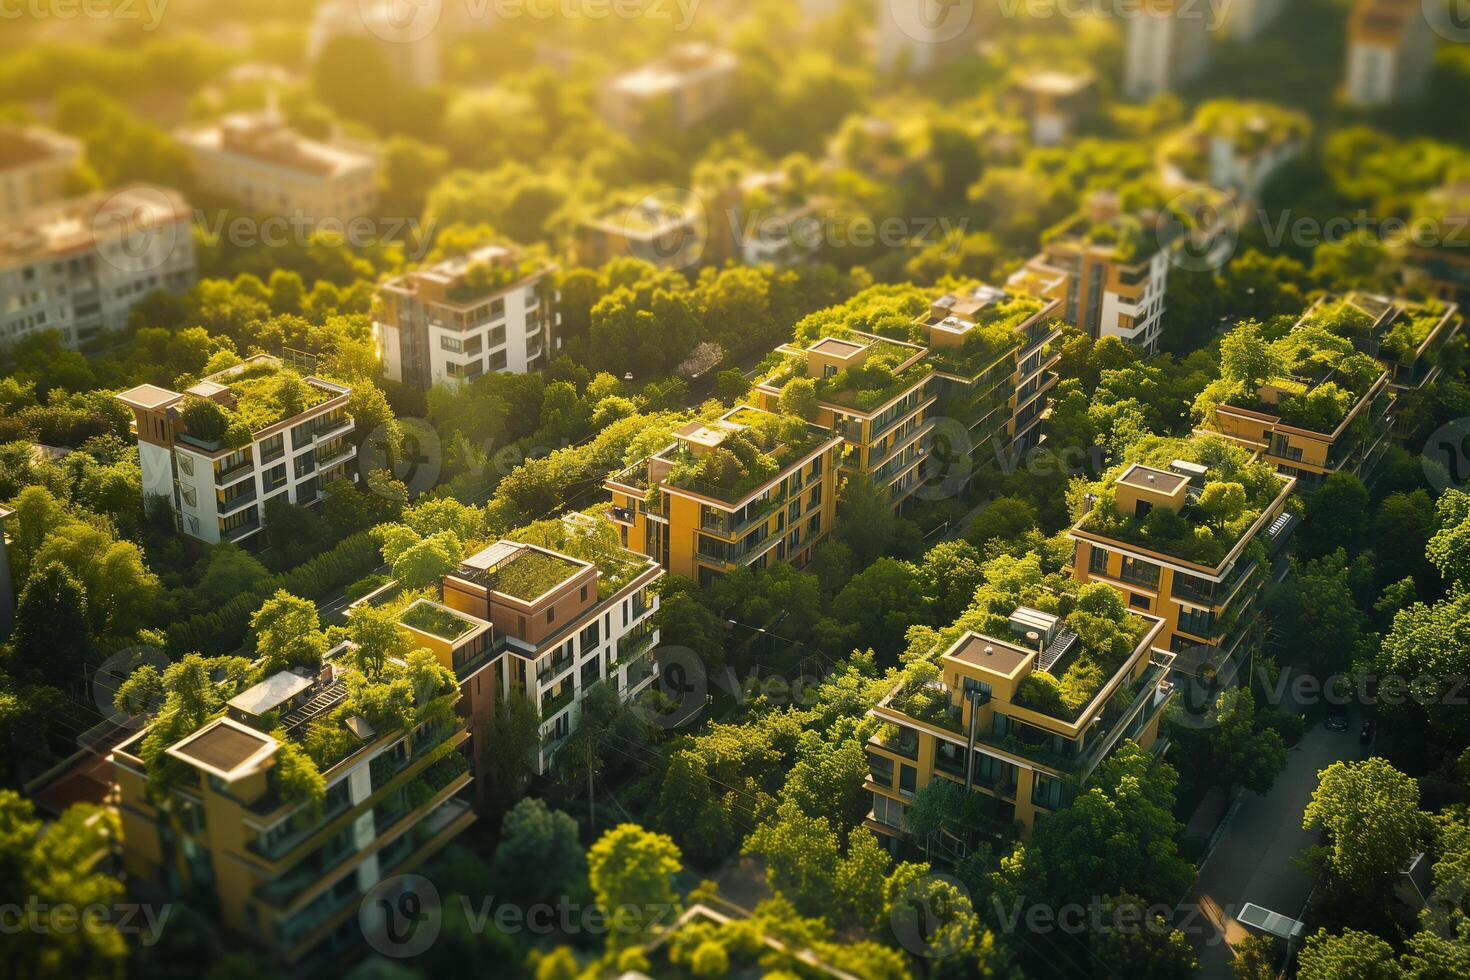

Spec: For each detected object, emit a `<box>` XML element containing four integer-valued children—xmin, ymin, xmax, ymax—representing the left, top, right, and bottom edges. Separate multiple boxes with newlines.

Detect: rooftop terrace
<box><xmin>755</xmin><ymin>333</ymin><xmax>930</xmax><ymax>411</ymax></box>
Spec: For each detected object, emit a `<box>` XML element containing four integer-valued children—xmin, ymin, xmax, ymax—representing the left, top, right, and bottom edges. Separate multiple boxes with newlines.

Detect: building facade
<box><xmin>115</xmin><ymin>355</ymin><xmax>356</xmax><ymax>547</ymax></box>
<box><xmin>1010</xmin><ymin>70</ymin><xmax>1096</xmax><ymax>147</ymax></box>
<box><xmin>599</xmin><ymin>44</ymin><xmax>738</xmax><ymax>134</ymax></box>
<box><xmin>875</xmin><ymin>0</ymin><xmax>979</xmax><ymax>75</ymax></box>
<box><xmin>177</xmin><ymin>110</ymin><xmax>378</xmax><ymax>224</ymax></box>
<box><xmin>605</xmin><ymin>407</ymin><xmax>843</xmax><ymax>585</ymax></box>
<box><xmin>866</xmin><ymin>609</ymin><xmax>1175</xmax><ymax>843</ymax></box>
<box><xmin>1123</xmin><ymin>0</ymin><xmax>1213</xmax><ymax>101</ymax></box>
<box><xmin>111</xmin><ymin>649</ymin><xmax>476</xmax><ymax>964</ymax></box>
<box><xmin>373</xmin><ymin>244</ymin><xmax>559</xmax><ymax>390</ymax></box>
<box><xmin>0</xmin><ymin>124</ymin><xmax>81</xmax><ymax>222</ymax></box>
<box><xmin>750</xmin><ymin>333</ymin><xmax>935</xmax><ymax>510</ymax></box>
<box><xmin>1344</xmin><ymin>0</ymin><xmax>1434</xmax><ymax>107</ymax></box>
<box><xmin>0</xmin><ymin>185</ymin><xmax>196</xmax><ymax>349</ymax></box>
<box><xmin>309</xmin><ymin>0</ymin><xmax>441</xmax><ymax>88</ymax></box>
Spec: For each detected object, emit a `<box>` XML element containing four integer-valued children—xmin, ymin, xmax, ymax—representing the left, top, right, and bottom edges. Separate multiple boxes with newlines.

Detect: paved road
<box><xmin>1185</xmin><ymin>714</ymin><xmax>1369</xmax><ymax>978</ymax></box>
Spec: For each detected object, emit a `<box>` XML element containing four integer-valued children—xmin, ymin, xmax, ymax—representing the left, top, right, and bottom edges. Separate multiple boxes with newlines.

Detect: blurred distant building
<box><xmin>1222</xmin><ymin>0</ymin><xmax>1284</xmax><ymax>41</ymax></box>
<box><xmin>309</xmin><ymin>0</ymin><xmax>441</xmax><ymax>88</ymax></box>
<box><xmin>373</xmin><ymin>243</ymin><xmax>559</xmax><ymax>390</ymax></box>
<box><xmin>875</xmin><ymin>0</ymin><xmax>979</xmax><ymax>75</ymax></box>
<box><xmin>577</xmin><ymin>191</ymin><xmax>707</xmax><ymax>270</ymax></box>
<box><xmin>1122</xmin><ymin>0</ymin><xmax>1212</xmax><ymax>101</ymax></box>
<box><xmin>0</xmin><ymin>185</ymin><xmax>196</xmax><ymax>349</ymax></box>
<box><xmin>1009</xmin><ymin>69</ymin><xmax>1096</xmax><ymax>147</ymax></box>
<box><xmin>598</xmin><ymin>44</ymin><xmax>738</xmax><ymax>135</ymax></box>
<box><xmin>176</xmin><ymin>107</ymin><xmax>378</xmax><ymax>225</ymax></box>
<box><xmin>0</xmin><ymin>124</ymin><xmax>81</xmax><ymax>223</ymax></box>
<box><xmin>1344</xmin><ymin>0</ymin><xmax>1434</xmax><ymax>107</ymax></box>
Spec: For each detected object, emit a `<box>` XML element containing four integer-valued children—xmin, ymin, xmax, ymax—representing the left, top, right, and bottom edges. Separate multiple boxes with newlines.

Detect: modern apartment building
<box><xmin>1222</xmin><ymin>0</ymin><xmax>1284</xmax><ymax>40</ymax></box>
<box><xmin>0</xmin><ymin>124</ymin><xmax>81</xmax><ymax>222</ymax></box>
<box><xmin>373</xmin><ymin>244</ymin><xmax>559</xmax><ymax>390</ymax></box>
<box><xmin>1344</xmin><ymin>0</ymin><xmax>1434</xmax><ymax>107</ymax></box>
<box><xmin>714</xmin><ymin>170</ymin><xmax>824</xmax><ymax>268</ymax></box>
<box><xmin>1196</xmin><ymin>297</ymin><xmax>1428</xmax><ymax>489</ymax></box>
<box><xmin>177</xmin><ymin>110</ymin><xmax>378</xmax><ymax>224</ymax></box>
<box><xmin>598</xmin><ymin>44</ymin><xmax>738</xmax><ymax>134</ymax></box>
<box><xmin>0</xmin><ymin>185</ymin><xmax>197</xmax><ymax>349</ymax></box>
<box><xmin>110</xmin><ymin>645</ymin><xmax>476</xmax><ymax>964</ymax></box>
<box><xmin>1068</xmin><ymin>438</ymin><xmax>1297</xmax><ymax>687</ymax></box>
<box><xmin>750</xmin><ymin>332</ymin><xmax>935</xmax><ymax>510</ymax></box>
<box><xmin>576</xmin><ymin>190</ymin><xmax>707</xmax><ymax>271</ymax></box>
<box><xmin>1398</xmin><ymin>185</ymin><xmax>1470</xmax><ymax>305</ymax></box>
<box><xmin>912</xmin><ymin>282</ymin><xmax>1064</xmax><ymax>466</ymax></box>
<box><xmin>1009</xmin><ymin>69</ymin><xmax>1096</xmax><ymax>147</ymax></box>
<box><xmin>309</xmin><ymin>0</ymin><xmax>441</xmax><ymax>88</ymax></box>
<box><xmin>605</xmin><ymin>406</ymin><xmax>843</xmax><ymax>586</ymax></box>
<box><xmin>866</xmin><ymin>604</ymin><xmax>1175</xmax><ymax>842</ymax></box>
<box><xmin>1158</xmin><ymin>100</ymin><xmax>1310</xmax><ymax>205</ymax></box>
<box><xmin>875</xmin><ymin>0</ymin><xmax>979</xmax><ymax>75</ymax></box>
<box><xmin>1012</xmin><ymin>194</ymin><xmax>1172</xmax><ymax>353</ymax></box>
<box><xmin>1123</xmin><ymin>0</ymin><xmax>1213</xmax><ymax>101</ymax></box>
<box><xmin>115</xmin><ymin>355</ymin><xmax>356</xmax><ymax>547</ymax></box>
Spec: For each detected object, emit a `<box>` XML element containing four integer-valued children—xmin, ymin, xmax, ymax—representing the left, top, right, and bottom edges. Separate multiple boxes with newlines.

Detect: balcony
<box><xmin>541</xmin><ymin>685</ymin><xmax>574</xmax><ymax>718</ymax></box>
<box><xmin>315</xmin><ymin>443</ymin><xmax>356</xmax><ymax>470</ymax></box>
<box><xmin>615</xmin><ymin>629</ymin><xmax>656</xmax><ymax>666</ymax></box>
<box><xmin>221</xmin><ymin>518</ymin><xmax>262</xmax><ymax>542</ymax></box>
<box><xmin>218</xmin><ymin>485</ymin><xmax>258</xmax><ymax>515</ymax></box>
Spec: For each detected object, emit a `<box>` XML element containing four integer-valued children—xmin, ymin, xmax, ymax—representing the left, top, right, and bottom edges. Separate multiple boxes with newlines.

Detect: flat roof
<box><xmin>945</xmin><ymin>632</ymin><xmax>1034</xmax><ymax>677</ymax></box>
<box><xmin>1117</xmin><ymin>464</ymin><xmax>1188</xmax><ymax>494</ymax></box>
<box><xmin>165</xmin><ymin>717</ymin><xmax>277</xmax><ymax>780</ymax></box>
<box><xmin>114</xmin><ymin>383</ymin><xmax>181</xmax><ymax>411</ymax></box>
<box><xmin>461</xmin><ymin>540</ymin><xmax>526</xmax><ymax>572</ymax></box>
<box><xmin>227</xmin><ymin>671</ymin><xmax>314</xmax><ymax>717</ymax></box>
<box><xmin>809</xmin><ymin>337</ymin><xmax>867</xmax><ymax>358</ymax></box>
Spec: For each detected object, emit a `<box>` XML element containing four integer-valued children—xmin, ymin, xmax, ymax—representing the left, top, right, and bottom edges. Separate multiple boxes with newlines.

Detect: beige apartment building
<box><xmin>0</xmin><ymin>124</ymin><xmax>81</xmax><ymax>222</ymax></box>
<box><xmin>599</xmin><ymin>44</ymin><xmax>738</xmax><ymax>135</ymax></box>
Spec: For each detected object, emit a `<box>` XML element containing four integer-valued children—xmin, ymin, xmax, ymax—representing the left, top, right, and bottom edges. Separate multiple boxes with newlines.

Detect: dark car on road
<box><xmin>1325</xmin><ymin>707</ymin><xmax>1350</xmax><ymax>732</ymax></box>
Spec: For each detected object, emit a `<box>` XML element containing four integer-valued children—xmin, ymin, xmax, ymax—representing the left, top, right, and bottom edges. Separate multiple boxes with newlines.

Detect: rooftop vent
<box><xmin>1168</xmin><ymin>459</ymin><xmax>1210</xmax><ymax>492</ymax></box>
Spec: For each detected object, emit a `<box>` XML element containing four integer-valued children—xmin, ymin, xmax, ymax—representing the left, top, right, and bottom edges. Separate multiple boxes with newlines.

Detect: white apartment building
<box><xmin>0</xmin><ymin>185</ymin><xmax>197</xmax><ymax>349</ymax></box>
<box><xmin>875</xmin><ymin>0</ymin><xmax>978</xmax><ymax>75</ymax></box>
<box><xmin>1123</xmin><ymin>0</ymin><xmax>1213</xmax><ymax>101</ymax></box>
<box><xmin>177</xmin><ymin>110</ymin><xmax>378</xmax><ymax>225</ymax></box>
<box><xmin>374</xmin><ymin>244</ymin><xmax>559</xmax><ymax>390</ymax></box>
<box><xmin>309</xmin><ymin>0</ymin><xmax>441</xmax><ymax>88</ymax></box>
<box><xmin>0</xmin><ymin>125</ymin><xmax>81</xmax><ymax>222</ymax></box>
<box><xmin>116</xmin><ymin>355</ymin><xmax>356</xmax><ymax>547</ymax></box>
<box><xmin>1344</xmin><ymin>0</ymin><xmax>1435</xmax><ymax>107</ymax></box>
<box><xmin>599</xmin><ymin>44</ymin><xmax>738</xmax><ymax>134</ymax></box>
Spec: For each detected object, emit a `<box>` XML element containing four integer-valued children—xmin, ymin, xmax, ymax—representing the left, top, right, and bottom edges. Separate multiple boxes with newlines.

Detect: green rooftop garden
<box><xmin>663</xmin><ymin>409</ymin><xmax>829</xmax><ymax>502</ymax></box>
<box><xmin>909</xmin><ymin>294</ymin><xmax>1047</xmax><ymax>378</ymax></box>
<box><xmin>756</xmin><ymin>335</ymin><xmax>929</xmax><ymax>412</ymax></box>
<box><xmin>509</xmin><ymin>510</ymin><xmax>650</xmax><ymax>599</ymax></box>
<box><xmin>1076</xmin><ymin>433</ymin><xmax>1286</xmax><ymax>568</ymax></box>
<box><xmin>1193</xmin><ymin>316</ymin><xmax>1385</xmax><ymax>432</ymax></box>
<box><xmin>179</xmin><ymin>361</ymin><xmax>334</xmax><ymax>449</ymax></box>
<box><xmin>492</xmin><ymin>549</ymin><xmax>583</xmax><ymax>601</ymax></box>
<box><xmin>445</xmin><ymin>253</ymin><xmax>550</xmax><ymax>303</ymax></box>
<box><xmin>1042</xmin><ymin>210</ymin><xmax>1160</xmax><ymax>264</ymax></box>
<box><xmin>399</xmin><ymin>601</ymin><xmax>476</xmax><ymax>641</ymax></box>
<box><xmin>1160</xmin><ymin>99</ymin><xmax>1310</xmax><ymax>180</ymax></box>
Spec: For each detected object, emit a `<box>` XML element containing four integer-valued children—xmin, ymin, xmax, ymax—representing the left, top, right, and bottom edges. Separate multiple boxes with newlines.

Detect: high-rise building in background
<box><xmin>1123</xmin><ymin>0</ymin><xmax>1213</xmax><ymax>101</ymax></box>
<box><xmin>1344</xmin><ymin>0</ymin><xmax>1435</xmax><ymax>107</ymax></box>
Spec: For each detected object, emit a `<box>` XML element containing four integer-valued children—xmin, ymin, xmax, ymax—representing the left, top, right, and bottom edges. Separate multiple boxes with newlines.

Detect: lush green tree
<box><xmin>1090</xmin><ymin>892</ymin><xmax>1198</xmax><ymax>980</ymax></box>
<box><xmin>587</xmin><ymin>824</ymin><xmax>683</xmax><ymax>947</ymax></box>
<box><xmin>1303</xmin><ymin>759</ymin><xmax>1427</xmax><ymax>890</ymax></box>
<box><xmin>1299</xmin><ymin>472</ymin><xmax>1370</xmax><ymax>559</ymax></box>
<box><xmin>487</xmin><ymin>693</ymin><xmax>541</xmax><ymax>815</ymax></box>
<box><xmin>14</xmin><ymin>562</ymin><xmax>92</xmax><ymax>692</ymax></box>
<box><xmin>1266</xmin><ymin>549</ymin><xmax>1373</xmax><ymax>675</ymax></box>
<box><xmin>1376</xmin><ymin>589</ymin><xmax>1470</xmax><ymax>745</ymax></box>
<box><xmin>1370</xmin><ymin>490</ymin><xmax>1436</xmax><ymax>589</ymax></box>
<box><xmin>743</xmin><ymin>799</ymin><xmax>841</xmax><ymax>916</ymax></box>
<box><xmin>1230</xmin><ymin>934</ymin><xmax>1282</xmax><ymax>980</ymax></box>
<box><xmin>1296</xmin><ymin>929</ymin><xmax>1403</xmax><ymax>980</ymax></box>
<box><xmin>553</xmin><ymin>681</ymin><xmax>651</xmax><ymax>828</ymax></box>
<box><xmin>250</xmin><ymin>591</ymin><xmax>328</xmax><ymax>674</ymax></box>
<box><xmin>965</xmin><ymin>496</ymin><xmax>1039</xmax><ymax>551</ymax></box>
<box><xmin>1205</xmin><ymin>688</ymin><xmax>1288</xmax><ymax>794</ymax></box>
<box><xmin>915</xmin><ymin>540</ymin><xmax>986</xmax><ymax>624</ymax></box>
<box><xmin>832</xmin><ymin>557</ymin><xmax>926</xmax><ymax>658</ymax></box>
<box><xmin>490</xmin><ymin>799</ymin><xmax>586</xmax><ymax>907</ymax></box>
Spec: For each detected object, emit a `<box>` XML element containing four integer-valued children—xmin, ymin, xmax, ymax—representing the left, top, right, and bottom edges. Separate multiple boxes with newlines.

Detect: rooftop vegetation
<box><xmin>1075</xmin><ymin>434</ymin><xmax>1286</xmax><ymax>567</ymax></box>
<box><xmin>491</xmin><ymin>548</ymin><xmax>583</xmax><ymax>601</ymax></box>
<box><xmin>445</xmin><ymin>253</ymin><xmax>549</xmax><ymax>303</ymax></box>
<box><xmin>1160</xmin><ymin>99</ymin><xmax>1310</xmax><ymax>179</ymax></box>
<box><xmin>663</xmin><ymin>409</ymin><xmax>828</xmax><ymax>502</ymax></box>
<box><xmin>399</xmin><ymin>601</ymin><xmax>475</xmax><ymax>641</ymax></box>
<box><xmin>912</xmin><ymin>294</ymin><xmax>1047</xmax><ymax>378</ymax></box>
<box><xmin>756</xmin><ymin>336</ymin><xmax>928</xmax><ymax>411</ymax></box>
<box><xmin>1193</xmin><ymin>316</ymin><xmax>1385</xmax><ymax>432</ymax></box>
<box><xmin>509</xmin><ymin>510</ymin><xmax>649</xmax><ymax>598</ymax></box>
<box><xmin>179</xmin><ymin>362</ymin><xmax>334</xmax><ymax>449</ymax></box>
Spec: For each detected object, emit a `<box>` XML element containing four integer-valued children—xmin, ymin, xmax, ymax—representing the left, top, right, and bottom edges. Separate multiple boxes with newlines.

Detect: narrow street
<box><xmin>1186</xmin><ymin>715</ymin><xmax>1369</xmax><ymax>978</ymax></box>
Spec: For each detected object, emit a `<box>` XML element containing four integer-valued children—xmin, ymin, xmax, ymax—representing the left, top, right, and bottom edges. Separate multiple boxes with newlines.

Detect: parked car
<box><xmin>1360</xmin><ymin>719</ymin><xmax>1375</xmax><ymax>745</ymax></box>
<box><xmin>1325</xmin><ymin>707</ymin><xmax>1350</xmax><ymax>732</ymax></box>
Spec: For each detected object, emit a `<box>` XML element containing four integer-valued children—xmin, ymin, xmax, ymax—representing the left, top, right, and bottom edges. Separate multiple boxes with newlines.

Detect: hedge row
<box><xmin>166</xmin><ymin>531</ymin><xmax>381</xmax><ymax>657</ymax></box>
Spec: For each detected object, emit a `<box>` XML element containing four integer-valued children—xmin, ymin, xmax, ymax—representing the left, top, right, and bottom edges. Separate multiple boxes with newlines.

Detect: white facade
<box><xmin>177</xmin><ymin>112</ymin><xmax>378</xmax><ymax>225</ymax></box>
<box><xmin>0</xmin><ymin>126</ymin><xmax>81</xmax><ymax>222</ymax></box>
<box><xmin>876</xmin><ymin>0</ymin><xmax>975</xmax><ymax>75</ymax></box>
<box><xmin>1098</xmin><ymin>247</ymin><xmax>1172</xmax><ymax>354</ymax></box>
<box><xmin>1123</xmin><ymin>3</ymin><xmax>1212</xmax><ymax>101</ymax></box>
<box><xmin>375</xmin><ymin>245</ymin><xmax>559</xmax><ymax>390</ymax></box>
<box><xmin>117</xmin><ymin>359</ymin><xmax>356</xmax><ymax>547</ymax></box>
<box><xmin>0</xmin><ymin>186</ymin><xmax>197</xmax><ymax>349</ymax></box>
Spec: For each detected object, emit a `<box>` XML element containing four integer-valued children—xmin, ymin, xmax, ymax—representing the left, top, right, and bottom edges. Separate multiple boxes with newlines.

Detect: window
<box><xmin>1119</xmin><ymin>556</ymin><xmax>1160</xmax><ymax>589</ymax></box>
<box><xmin>868</xmin><ymin>753</ymin><xmax>894</xmax><ymax>788</ymax></box>
<box><xmin>899</xmin><ymin>764</ymin><xmax>917</xmax><ymax>797</ymax></box>
<box><xmin>545</xmin><ymin>608</ymin><xmax>555</xmax><ymax>625</ymax></box>
<box><xmin>580</xmin><ymin>585</ymin><xmax>589</xmax><ymax>602</ymax></box>
<box><xmin>1177</xmin><ymin>605</ymin><xmax>1214</xmax><ymax>638</ymax></box>
<box><xmin>580</xmin><ymin>620</ymin><xmax>601</xmax><ymax>651</ymax></box>
<box><xmin>1087</xmin><ymin>545</ymin><xmax>1109</xmax><ymax>575</ymax></box>
<box><xmin>1129</xmin><ymin>592</ymin><xmax>1151</xmax><ymax>611</ymax></box>
<box><xmin>440</xmin><ymin>336</ymin><xmax>462</xmax><ymax>352</ymax></box>
<box><xmin>1033</xmin><ymin>772</ymin><xmax>1065</xmax><ymax>810</ymax></box>
<box><xmin>872</xmin><ymin>793</ymin><xmax>906</xmax><ymax>829</ymax></box>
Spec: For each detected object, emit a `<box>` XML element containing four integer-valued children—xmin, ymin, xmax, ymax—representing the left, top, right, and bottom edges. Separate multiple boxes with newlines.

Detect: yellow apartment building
<box><xmin>750</xmin><ymin>333</ymin><xmax>934</xmax><ymax>510</ymax></box>
<box><xmin>111</xmin><ymin>645</ymin><xmax>475</xmax><ymax>965</ymax></box>
<box><xmin>865</xmin><ymin>603</ymin><xmax>1174</xmax><ymax>843</ymax></box>
<box><xmin>605</xmin><ymin>406</ymin><xmax>843</xmax><ymax>586</ymax></box>
<box><xmin>1068</xmin><ymin>438</ymin><xmax>1297</xmax><ymax>687</ymax></box>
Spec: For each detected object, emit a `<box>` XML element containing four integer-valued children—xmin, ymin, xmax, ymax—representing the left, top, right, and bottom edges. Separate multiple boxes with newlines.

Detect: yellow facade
<box><xmin>865</xmin><ymin>616</ymin><xmax>1173</xmax><ymax>841</ymax></box>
